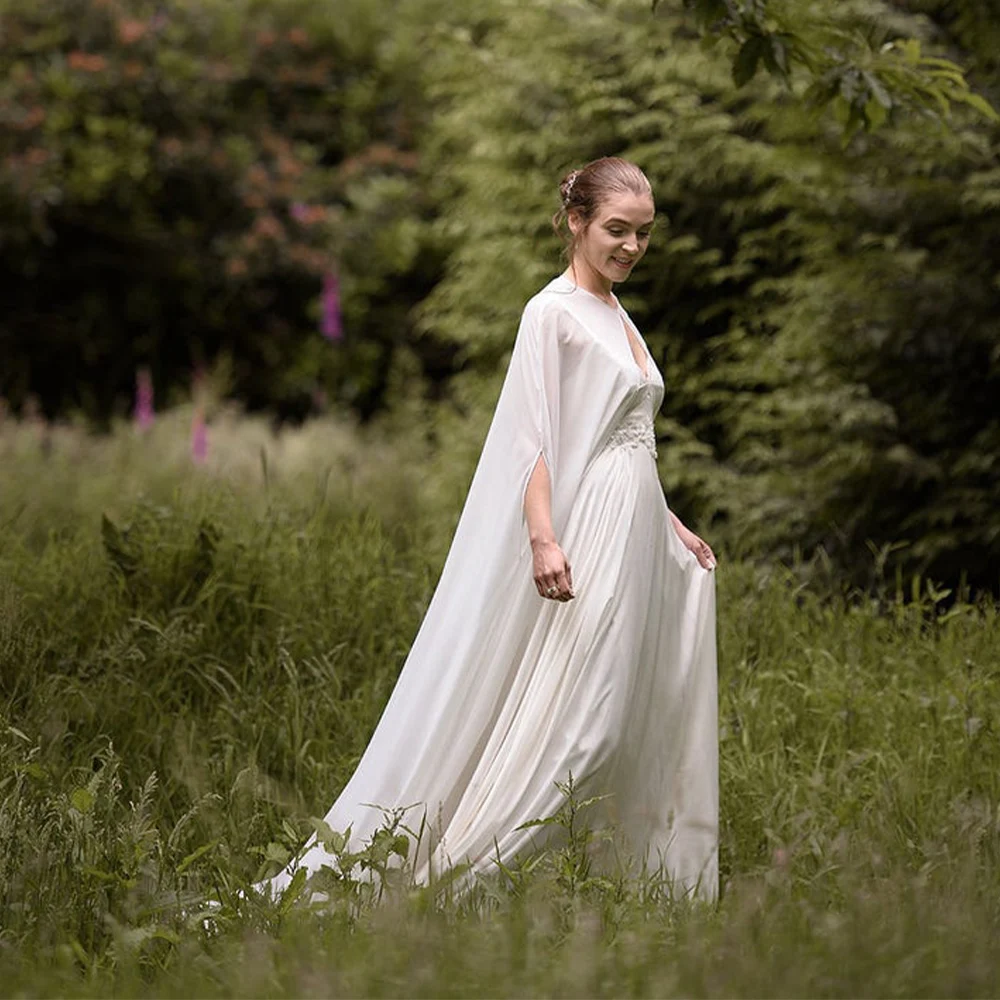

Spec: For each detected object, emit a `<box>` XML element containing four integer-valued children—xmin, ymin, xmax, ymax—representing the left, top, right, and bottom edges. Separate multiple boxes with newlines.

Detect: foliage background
<box><xmin>3</xmin><ymin>0</ymin><xmax>998</xmax><ymax>590</ymax></box>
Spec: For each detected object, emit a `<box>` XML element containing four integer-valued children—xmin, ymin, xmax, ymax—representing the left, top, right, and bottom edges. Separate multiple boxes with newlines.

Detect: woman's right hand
<box><xmin>531</xmin><ymin>539</ymin><xmax>575</xmax><ymax>601</ymax></box>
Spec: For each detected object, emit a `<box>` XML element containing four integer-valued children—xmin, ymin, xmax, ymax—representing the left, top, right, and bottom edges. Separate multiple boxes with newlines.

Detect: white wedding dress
<box><xmin>268</xmin><ymin>274</ymin><xmax>718</xmax><ymax>899</ymax></box>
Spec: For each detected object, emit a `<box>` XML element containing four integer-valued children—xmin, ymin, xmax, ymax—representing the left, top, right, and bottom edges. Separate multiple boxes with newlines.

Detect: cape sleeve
<box><xmin>276</xmin><ymin>298</ymin><xmax>572</xmax><ymax>862</ymax></box>
<box><xmin>440</xmin><ymin>291</ymin><xmax>596</xmax><ymax>576</ymax></box>
<box><xmin>491</xmin><ymin>296</ymin><xmax>564</xmax><ymax>538</ymax></box>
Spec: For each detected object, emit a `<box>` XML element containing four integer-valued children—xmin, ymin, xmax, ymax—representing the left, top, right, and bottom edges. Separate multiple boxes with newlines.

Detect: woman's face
<box><xmin>569</xmin><ymin>190</ymin><xmax>655</xmax><ymax>287</ymax></box>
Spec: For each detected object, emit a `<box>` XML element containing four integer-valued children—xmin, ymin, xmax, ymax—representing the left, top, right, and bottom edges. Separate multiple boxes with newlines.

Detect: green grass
<box><xmin>1</xmin><ymin>408</ymin><xmax>999</xmax><ymax>997</ymax></box>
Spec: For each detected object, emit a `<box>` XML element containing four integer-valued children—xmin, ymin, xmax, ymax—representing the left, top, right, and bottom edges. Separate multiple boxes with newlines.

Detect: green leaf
<box><xmin>515</xmin><ymin>816</ymin><xmax>560</xmax><ymax>830</ymax></box>
<box><xmin>865</xmin><ymin>97</ymin><xmax>888</xmax><ymax>130</ymax></box>
<box><xmin>176</xmin><ymin>840</ymin><xmax>220</xmax><ymax>875</ymax></box>
<box><xmin>119</xmin><ymin>925</ymin><xmax>180</xmax><ymax>950</ymax></box>
<box><xmin>81</xmin><ymin>866</ymin><xmax>119</xmax><ymax>884</ymax></box>
<box><xmin>310</xmin><ymin>817</ymin><xmax>347</xmax><ymax>853</ymax></box>
<box><xmin>733</xmin><ymin>37</ymin><xmax>768</xmax><ymax>88</ymax></box>
<box><xmin>927</xmin><ymin>67</ymin><xmax>970</xmax><ymax>88</ymax></box>
<box><xmin>862</xmin><ymin>72</ymin><xmax>893</xmax><ymax>110</ymax></box>
<box><xmin>832</xmin><ymin>95</ymin><xmax>851</xmax><ymax>126</ymax></box>
<box><xmin>278</xmin><ymin>866</ymin><xmax>308</xmax><ymax>914</ymax></box>
<box><xmin>918</xmin><ymin>56</ymin><xmax>972</xmax><ymax>72</ymax></box>
<box><xmin>70</xmin><ymin>787</ymin><xmax>95</xmax><ymax>814</ymax></box>
<box><xmin>264</xmin><ymin>841</ymin><xmax>291</xmax><ymax>865</ymax></box>
<box><xmin>951</xmin><ymin>91</ymin><xmax>1000</xmax><ymax>122</ymax></box>
<box><xmin>896</xmin><ymin>39</ymin><xmax>922</xmax><ymax>64</ymax></box>
<box><xmin>768</xmin><ymin>36</ymin><xmax>789</xmax><ymax>78</ymax></box>
<box><xmin>69</xmin><ymin>938</ymin><xmax>90</xmax><ymax>969</ymax></box>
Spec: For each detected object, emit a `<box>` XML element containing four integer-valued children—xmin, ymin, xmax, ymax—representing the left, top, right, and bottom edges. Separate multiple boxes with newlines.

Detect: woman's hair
<box><xmin>552</xmin><ymin>156</ymin><xmax>653</xmax><ymax>260</ymax></box>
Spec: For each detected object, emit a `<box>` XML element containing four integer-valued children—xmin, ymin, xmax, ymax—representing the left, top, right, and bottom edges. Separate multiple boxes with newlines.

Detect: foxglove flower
<box><xmin>134</xmin><ymin>367</ymin><xmax>154</xmax><ymax>431</ymax></box>
<box><xmin>191</xmin><ymin>409</ymin><xmax>208</xmax><ymax>465</ymax></box>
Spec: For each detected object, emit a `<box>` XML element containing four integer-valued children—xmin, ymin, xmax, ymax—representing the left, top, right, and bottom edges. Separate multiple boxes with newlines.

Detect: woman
<box><xmin>270</xmin><ymin>157</ymin><xmax>718</xmax><ymax>900</ymax></box>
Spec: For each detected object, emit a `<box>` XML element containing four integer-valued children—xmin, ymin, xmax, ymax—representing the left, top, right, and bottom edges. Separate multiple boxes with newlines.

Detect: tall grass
<box><xmin>1</xmin><ymin>408</ymin><xmax>998</xmax><ymax>997</ymax></box>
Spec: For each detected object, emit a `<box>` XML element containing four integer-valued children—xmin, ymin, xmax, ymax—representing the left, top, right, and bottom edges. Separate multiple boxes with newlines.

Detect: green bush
<box><xmin>0</xmin><ymin>0</ymin><xmax>440</xmax><ymax>421</ymax></box>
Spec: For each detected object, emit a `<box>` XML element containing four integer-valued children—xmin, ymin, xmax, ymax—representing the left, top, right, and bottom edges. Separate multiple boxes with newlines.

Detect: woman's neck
<box><xmin>562</xmin><ymin>260</ymin><xmax>615</xmax><ymax>305</ymax></box>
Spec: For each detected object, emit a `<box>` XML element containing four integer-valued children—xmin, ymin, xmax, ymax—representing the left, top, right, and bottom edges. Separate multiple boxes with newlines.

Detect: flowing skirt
<box><xmin>269</xmin><ymin>437</ymin><xmax>718</xmax><ymax>900</ymax></box>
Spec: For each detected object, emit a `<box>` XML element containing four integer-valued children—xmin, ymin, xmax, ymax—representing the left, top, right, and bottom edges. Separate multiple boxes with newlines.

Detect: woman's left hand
<box><xmin>673</xmin><ymin>521</ymin><xmax>716</xmax><ymax>570</ymax></box>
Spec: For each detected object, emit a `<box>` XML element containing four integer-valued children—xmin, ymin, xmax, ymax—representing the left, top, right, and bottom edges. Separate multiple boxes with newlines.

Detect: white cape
<box><xmin>270</xmin><ymin>275</ymin><xmax>718</xmax><ymax>898</ymax></box>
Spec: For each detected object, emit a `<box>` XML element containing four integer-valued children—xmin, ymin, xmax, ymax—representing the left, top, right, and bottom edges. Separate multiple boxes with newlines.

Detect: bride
<box><xmin>268</xmin><ymin>156</ymin><xmax>718</xmax><ymax>900</ymax></box>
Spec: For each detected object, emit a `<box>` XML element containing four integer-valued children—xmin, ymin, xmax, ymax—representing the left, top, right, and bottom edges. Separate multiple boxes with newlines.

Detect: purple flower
<box><xmin>321</xmin><ymin>270</ymin><xmax>343</xmax><ymax>341</ymax></box>
<box><xmin>191</xmin><ymin>410</ymin><xmax>208</xmax><ymax>465</ymax></box>
<box><xmin>290</xmin><ymin>202</ymin><xmax>310</xmax><ymax>222</ymax></box>
<box><xmin>134</xmin><ymin>367</ymin><xmax>154</xmax><ymax>431</ymax></box>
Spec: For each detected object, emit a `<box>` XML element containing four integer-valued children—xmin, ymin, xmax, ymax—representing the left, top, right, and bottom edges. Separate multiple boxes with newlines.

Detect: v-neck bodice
<box><xmin>550</xmin><ymin>274</ymin><xmax>655</xmax><ymax>382</ymax></box>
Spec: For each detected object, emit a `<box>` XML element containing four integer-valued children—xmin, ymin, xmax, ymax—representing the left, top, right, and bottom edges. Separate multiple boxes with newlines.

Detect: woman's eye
<box><xmin>639</xmin><ymin>231</ymin><xmax>651</xmax><ymax>240</ymax></box>
<box><xmin>608</xmin><ymin>228</ymin><xmax>624</xmax><ymax>236</ymax></box>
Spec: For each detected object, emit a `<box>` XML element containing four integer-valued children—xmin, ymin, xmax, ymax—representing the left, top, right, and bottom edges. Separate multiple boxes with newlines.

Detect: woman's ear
<box><xmin>566</xmin><ymin>209</ymin><xmax>583</xmax><ymax>237</ymax></box>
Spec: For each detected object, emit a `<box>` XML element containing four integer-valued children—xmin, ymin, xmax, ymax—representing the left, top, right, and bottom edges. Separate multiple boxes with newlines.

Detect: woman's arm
<box><xmin>524</xmin><ymin>454</ymin><xmax>575</xmax><ymax>601</ymax></box>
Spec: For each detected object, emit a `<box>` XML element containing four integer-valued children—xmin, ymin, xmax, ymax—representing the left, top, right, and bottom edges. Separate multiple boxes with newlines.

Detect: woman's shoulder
<box><xmin>518</xmin><ymin>286</ymin><xmax>584</xmax><ymax>352</ymax></box>
<box><xmin>523</xmin><ymin>275</ymin><xmax>597</xmax><ymax>328</ymax></box>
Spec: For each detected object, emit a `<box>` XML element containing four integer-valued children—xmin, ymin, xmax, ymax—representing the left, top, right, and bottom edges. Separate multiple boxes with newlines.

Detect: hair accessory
<box><xmin>563</xmin><ymin>170</ymin><xmax>580</xmax><ymax>206</ymax></box>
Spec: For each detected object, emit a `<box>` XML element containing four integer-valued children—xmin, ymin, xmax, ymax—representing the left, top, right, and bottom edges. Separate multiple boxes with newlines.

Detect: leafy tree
<box><xmin>900</xmin><ymin>0</ymin><xmax>1000</xmax><ymax>78</ymax></box>
<box><xmin>676</xmin><ymin>0</ymin><xmax>997</xmax><ymax>135</ymax></box>
<box><xmin>411</xmin><ymin>0</ymin><xmax>1000</xmax><ymax>591</ymax></box>
<box><xmin>0</xmin><ymin>0</ymin><xmax>441</xmax><ymax>422</ymax></box>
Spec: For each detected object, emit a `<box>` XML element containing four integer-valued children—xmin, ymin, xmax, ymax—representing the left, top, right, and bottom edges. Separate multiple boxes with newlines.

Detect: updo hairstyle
<box><xmin>552</xmin><ymin>156</ymin><xmax>653</xmax><ymax>261</ymax></box>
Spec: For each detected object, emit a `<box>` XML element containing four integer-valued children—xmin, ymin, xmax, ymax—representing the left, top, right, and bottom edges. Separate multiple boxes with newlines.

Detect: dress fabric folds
<box><xmin>269</xmin><ymin>274</ymin><xmax>718</xmax><ymax>899</ymax></box>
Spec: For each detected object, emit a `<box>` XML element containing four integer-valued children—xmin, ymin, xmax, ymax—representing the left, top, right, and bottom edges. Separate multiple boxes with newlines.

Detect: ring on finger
<box><xmin>546</xmin><ymin>586</ymin><xmax>558</xmax><ymax>597</ymax></box>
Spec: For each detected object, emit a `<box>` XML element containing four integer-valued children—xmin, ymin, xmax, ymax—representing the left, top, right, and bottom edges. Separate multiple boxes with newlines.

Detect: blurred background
<box><xmin>2</xmin><ymin>0</ymin><xmax>998</xmax><ymax>593</ymax></box>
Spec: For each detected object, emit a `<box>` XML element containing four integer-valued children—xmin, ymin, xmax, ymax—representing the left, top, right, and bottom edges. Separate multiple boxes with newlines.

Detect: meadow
<box><xmin>1</xmin><ymin>406</ymin><xmax>999</xmax><ymax>998</ymax></box>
